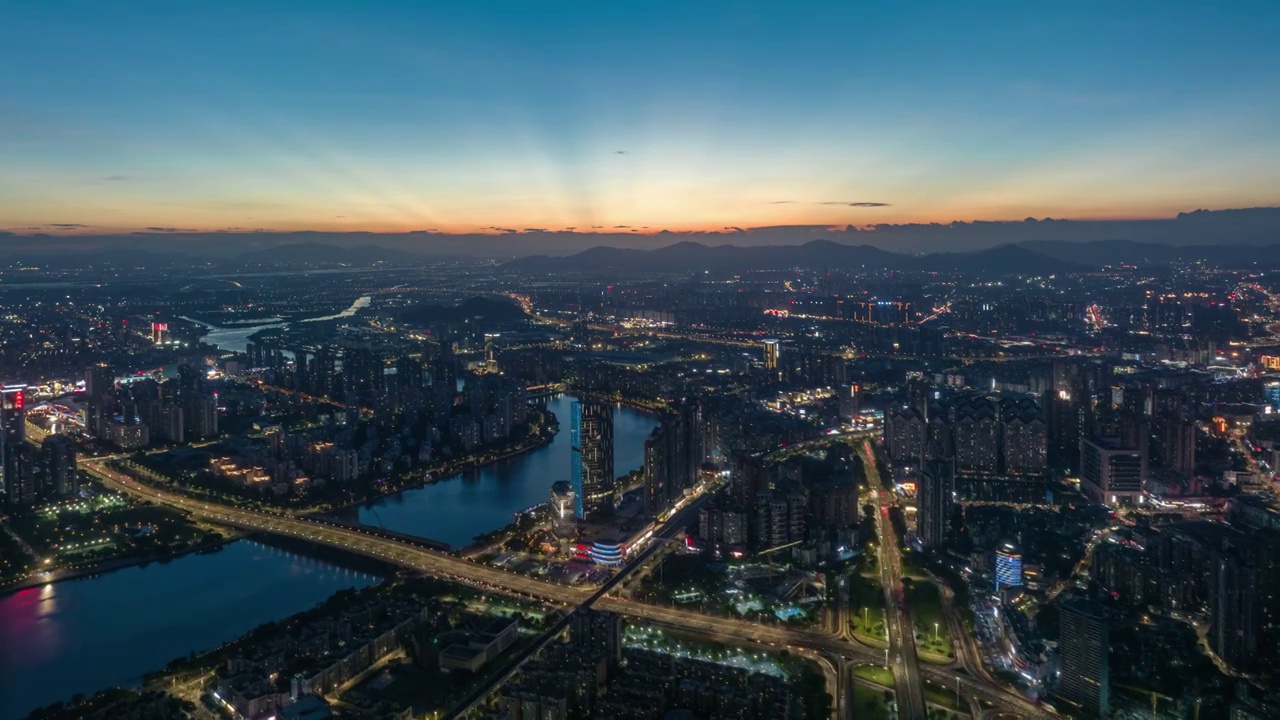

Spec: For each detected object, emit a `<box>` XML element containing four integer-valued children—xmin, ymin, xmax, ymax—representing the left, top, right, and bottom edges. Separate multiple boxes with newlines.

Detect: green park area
<box><xmin>904</xmin><ymin>579</ymin><xmax>953</xmax><ymax>661</ymax></box>
<box><xmin>924</xmin><ymin>679</ymin><xmax>969</xmax><ymax>715</ymax></box>
<box><xmin>852</xmin><ymin>681</ymin><xmax>896</xmax><ymax>720</ymax></box>
<box><xmin>848</xmin><ymin>571</ymin><xmax>887</xmax><ymax>642</ymax></box>
<box><xmin>852</xmin><ymin>664</ymin><xmax>896</xmax><ymax>688</ymax></box>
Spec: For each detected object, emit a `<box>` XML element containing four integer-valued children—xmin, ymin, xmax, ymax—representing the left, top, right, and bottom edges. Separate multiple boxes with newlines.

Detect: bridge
<box><xmin>82</xmin><ymin>459</ymin><xmax>1050</xmax><ymax>719</ymax></box>
<box><xmin>523</xmin><ymin>382</ymin><xmax>567</xmax><ymax>399</ymax></box>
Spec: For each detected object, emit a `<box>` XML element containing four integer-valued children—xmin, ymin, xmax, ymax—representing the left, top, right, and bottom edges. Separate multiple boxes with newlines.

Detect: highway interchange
<box><xmin>83</xmin><ymin>457</ymin><xmax>1051</xmax><ymax>719</ymax></box>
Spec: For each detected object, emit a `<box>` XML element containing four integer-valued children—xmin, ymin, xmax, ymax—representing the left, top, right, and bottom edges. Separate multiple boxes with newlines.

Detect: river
<box><xmin>348</xmin><ymin>394</ymin><xmax>657</xmax><ymax>548</ymax></box>
<box><xmin>0</xmin><ymin>540</ymin><xmax>382</xmax><ymax>719</ymax></box>
<box><xmin>181</xmin><ymin>295</ymin><xmax>371</xmax><ymax>354</ymax></box>
<box><xmin>0</xmin><ymin>394</ymin><xmax>656</xmax><ymax>718</ymax></box>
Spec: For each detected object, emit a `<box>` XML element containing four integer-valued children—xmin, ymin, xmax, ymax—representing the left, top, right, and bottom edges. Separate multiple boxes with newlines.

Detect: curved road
<box><xmin>84</xmin><ymin>460</ymin><xmax>1050</xmax><ymax>719</ymax></box>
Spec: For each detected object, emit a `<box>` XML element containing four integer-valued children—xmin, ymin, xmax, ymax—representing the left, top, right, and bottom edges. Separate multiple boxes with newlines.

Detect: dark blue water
<box><xmin>0</xmin><ymin>394</ymin><xmax>654</xmax><ymax>718</ymax></box>
<box><xmin>352</xmin><ymin>395</ymin><xmax>657</xmax><ymax>547</ymax></box>
<box><xmin>0</xmin><ymin>540</ymin><xmax>381</xmax><ymax>719</ymax></box>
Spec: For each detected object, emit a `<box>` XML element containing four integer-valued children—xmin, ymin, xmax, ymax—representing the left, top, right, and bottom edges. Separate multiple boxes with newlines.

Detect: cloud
<box><xmin>613</xmin><ymin>225</ymin><xmax>631</xmax><ymax>229</ymax></box>
<box><xmin>47</xmin><ymin>223</ymin><xmax>89</xmax><ymax>228</ymax></box>
<box><xmin>143</xmin><ymin>227</ymin><xmax>199</xmax><ymax>232</ymax></box>
<box><xmin>768</xmin><ymin>200</ymin><xmax>891</xmax><ymax>207</ymax></box>
<box><xmin>523</xmin><ymin>228</ymin><xmax>548</xmax><ymax>233</ymax></box>
<box><xmin>102</xmin><ymin>175</ymin><xmax>127</xmax><ymax>182</ymax></box>
<box><xmin>613</xmin><ymin>150</ymin><xmax>629</xmax><ymax>155</ymax></box>
<box><xmin>724</xmin><ymin>226</ymin><xmax>746</xmax><ymax>232</ymax></box>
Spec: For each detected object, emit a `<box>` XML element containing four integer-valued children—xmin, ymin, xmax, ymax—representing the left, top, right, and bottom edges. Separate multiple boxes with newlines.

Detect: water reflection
<box><xmin>352</xmin><ymin>395</ymin><xmax>656</xmax><ymax>548</ymax></box>
<box><xmin>0</xmin><ymin>540</ymin><xmax>381</xmax><ymax>719</ymax></box>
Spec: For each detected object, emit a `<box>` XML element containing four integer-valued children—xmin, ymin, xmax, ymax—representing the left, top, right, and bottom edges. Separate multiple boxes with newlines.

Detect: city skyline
<box><xmin>4</xmin><ymin>2</ymin><xmax>1279</xmax><ymax>238</ymax></box>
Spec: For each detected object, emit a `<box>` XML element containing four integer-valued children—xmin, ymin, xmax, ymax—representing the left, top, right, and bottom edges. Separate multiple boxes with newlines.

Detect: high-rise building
<box><xmin>41</xmin><ymin>434</ymin><xmax>78</xmax><ymax>498</ymax></box>
<box><xmin>1266</xmin><ymin>381</ymin><xmax>1280</xmax><ymax>412</ymax></box>
<box><xmin>1080</xmin><ymin>436</ymin><xmax>1145</xmax><ymax>505</ymax></box>
<box><xmin>85</xmin><ymin>364</ymin><xmax>115</xmax><ymax>399</ymax></box>
<box><xmin>1057</xmin><ymin>599</ymin><xmax>1109</xmax><ymax>718</ymax></box>
<box><xmin>1001</xmin><ymin>400</ymin><xmax>1048</xmax><ymax>477</ymax></box>
<box><xmin>754</xmin><ymin>491</ymin><xmax>790</xmax><ymax>549</ymax></box>
<box><xmin>1</xmin><ymin>385</ymin><xmax>27</xmax><ymax>505</ymax></box>
<box><xmin>1210</xmin><ymin>546</ymin><xmax>1263</xmax><ymax>672</ymax></box>
<box><xmin>188</xmin><ymin>394</ymin><xmax>219</xmax><ymax>439</ymax></box>
<box><xmin>761</xmin><ymin>339</ymin><xmax>779</xmax><ymax>370</ymax></box>
<box><xmin>3</xmin><ymin>446</ymin><xmax>34</xmax><ymax>509</ymax></box>
<box><xmin>953</xmin><ymin>397</ymin><xmax>1000</xmax><ymax>475</ymax></box>
<box><xmin>572</xmin><ymin>401</ymin><xmax>614</xmax><ymax>519</ymax></box>
<box><xmin>838</xmin><ymin>383</ymin><xmax>861</xmax><ymax>422</ymax></box>
<box><xmin>918</xmin><ymin>459</ymin><xmax>954</xmax><ymax>550</ymax></box>
<box><xmin>994</xmin><ymin>543</ymin><xmax>1023</xmax><ymax>590</ymax></box>
<box><xmin>643</xmin><ymin>424</ymin><xmax>671</xmax><ymax>517</ymax></box>
<box><xmin>885</xmin><ymin>405</ymin><xmax>926</xmax><ymax>467</ymax></box>
<box><xmin>730</xmin><ymin>452</ymin><xmax>768</xmax><ymax>509</ymax></box>
<box><xmin>699</xmin><ymin>506</ymin><xmax>749</xmax><ymax>547</ymax></box>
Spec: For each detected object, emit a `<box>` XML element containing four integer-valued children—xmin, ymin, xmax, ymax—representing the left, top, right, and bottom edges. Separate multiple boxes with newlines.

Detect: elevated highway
<box><xmin>84</xmin><ymin>459</ymin><xmax>1050</xmax><ymax>719</ymax></box>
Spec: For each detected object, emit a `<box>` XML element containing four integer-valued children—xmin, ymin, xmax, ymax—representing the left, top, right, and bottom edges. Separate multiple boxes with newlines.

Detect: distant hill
<box><xmin>233</xmin><ymin>242</ymin><xmax>425</xmax><ymax>267</ymax></box>
<box><xmin>398</xmin><ymin>296</ymin><xmax>529</xmax><ymax>326</ymax></box>
<box><xmin>1021</xmin><ymin>240</ymin><xmax>1280</xmax><ymax>268</ymax></box>
<box><xmin>911</xmin><ymin>244</ymin><xmax>1088</xmax><ymax>274</ymax></box>
<box><xmin>504</xmin><ymin>239</ymin><xmax>1081</xmax><ymax>275</ymax></box>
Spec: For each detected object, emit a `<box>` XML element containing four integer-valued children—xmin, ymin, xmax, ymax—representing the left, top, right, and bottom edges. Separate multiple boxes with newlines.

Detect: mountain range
<box><xmin>504</xmin><ymin>240</ymin><xmax>1088</xmax><ymax>275</ymax></box>
<box><xmin>4</xmin><ymin>206</ymin><xmax>1280</xmax><ymax>258</ymax></box>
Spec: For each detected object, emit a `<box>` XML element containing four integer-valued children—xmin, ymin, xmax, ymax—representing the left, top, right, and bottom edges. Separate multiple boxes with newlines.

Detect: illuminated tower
<box><xmin>1</xmin><ymin>385</ymin><xmax>31</xmax><ymax>508</ymax></box>
<box><xmin>762</xmin><ymin>339</ymin><xmax>780</xmax><ymax>370</ymax></box>
<box><xmin>995</xmin><ymin>543</ymin><xmax>1024</xmax><ymax>590</ymax></box>
<box><xmin>572</xmin><ymin>400</ymin><xmax>614</xmax><ymax>519</ymax></box>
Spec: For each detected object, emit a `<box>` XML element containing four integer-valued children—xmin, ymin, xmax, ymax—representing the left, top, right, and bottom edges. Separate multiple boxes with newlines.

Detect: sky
<box><xmin>2</xmin><ymin>1</ymin><xmax>1279</xmax><ymax>240</ymax></box>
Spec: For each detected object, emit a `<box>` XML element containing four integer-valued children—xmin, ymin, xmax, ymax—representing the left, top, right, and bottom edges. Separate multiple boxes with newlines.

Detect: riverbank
<box><xmin>0</xmin><ymin>528</ymin><xmax>251</xmax><ymax>597</ymax></box>
<box><xmin>570</xmin><ymin>389</ymin><xmax>668</xmax><ymax>415</ymax></box>
<box><xmin>327</xmin><ymin>410</ymin><xmax>560</xmax><ymax>519</ymax></box>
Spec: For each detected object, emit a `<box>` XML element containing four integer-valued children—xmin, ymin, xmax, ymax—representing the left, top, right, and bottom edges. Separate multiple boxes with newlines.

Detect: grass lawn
<box><xmin>905</xmin><ymin>580</ymin><xmax>954</xmax><ymax>661</ymax></box>
<box><xmin>849</xmin><ymin>572</ymin><xmax>887</xmax><ymax>641</ymax></box>
<box><xmin>852</xmin><ymin>682</ymin><xmax>896</xmax><ymax>720</ymax></box>
<box><xmin>852</xmin><ymin>664</ymin><xmax>896</xmax><ymax>688</ymax></box>
<box><xmin>924</xmin><ymin>679</ymin><xmax>968</xmax><ymax>713</ymax></box>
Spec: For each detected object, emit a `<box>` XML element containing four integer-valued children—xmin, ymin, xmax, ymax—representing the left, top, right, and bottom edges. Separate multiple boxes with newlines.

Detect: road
<box><xmin>862</xmin><ymin>439</ymin><xmax>927</xmax><ymax>720</ymax></box>
<box><xmin>85</xmin><ymin>459</ymin><xmax>1050</xmax><ymax>719</ymax></box>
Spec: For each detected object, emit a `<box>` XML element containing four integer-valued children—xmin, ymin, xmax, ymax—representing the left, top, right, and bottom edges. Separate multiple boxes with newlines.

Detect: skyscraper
<box><xmin>1210</xmin><ymin>546</ymin><xmax>1263</xmax><ymax>672</ymax></box>
<box><xmin>918</xmin><ymin>458</ymin><xmax>953</xmax><ymax>550</ymax></box>
<box><xmin>41</xmin><ymin>434</ymin><xmax>78</xmax><ymax>498</ymax></box>
<box><xmin>761</xmin><ymin>339</ymin><xmax>779</xmax><ymax>370</ymax></box>
<box><xmin>643</xmin><ymin>423</ymin><xmax>671</xmax><ymax>517</ymax></box>
<box><xmin>994</xmin><ymin>543</ymin><xmax>1023</xmax><ymax>591</ymax></box>
<box><xmin>838</xmin><ymin>383</ymin><xmax>861</xmax><ymax>422</ymax></box>
<box><xmin>1057</xmin><ymin>599</ymin><xmax>1109</xmax><ymax>718</ymax></box>
<box><xmin>572</xmin><ymin>400</ymin><xmax>614</xmax><ymax>519</ymax></box>
<box><xmin>1</xmin><ymin>385</ymin><xmax>27</xmax><ymax>506</ymax></box>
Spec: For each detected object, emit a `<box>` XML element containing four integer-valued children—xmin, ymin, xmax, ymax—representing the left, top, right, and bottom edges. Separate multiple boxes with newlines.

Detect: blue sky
<box><xmin>2</xmin><ymin>0</ymin><xmax>1278</xmax><ymax>235</ymax></box>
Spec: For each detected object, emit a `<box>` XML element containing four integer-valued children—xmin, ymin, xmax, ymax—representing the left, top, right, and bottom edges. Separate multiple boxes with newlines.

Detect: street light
<box><xmin>934</xmin><ymin>622</ymin><xmax>939</xmax><ymax>643</ymax></box>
